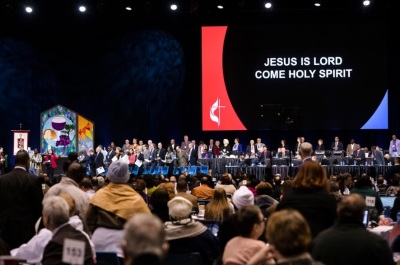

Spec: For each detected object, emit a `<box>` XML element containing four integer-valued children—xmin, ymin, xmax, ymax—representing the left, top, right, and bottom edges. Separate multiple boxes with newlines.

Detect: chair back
<box><xmin>161</xmin><ymin>166</ymin><xmax>169</xmax><ymax>175</ymax></box>
<box><xmin>131</xmin><ymin>165</ymin><xmax>139</xmax><ymax>175</ymax></box>
<box><xmin>96</xmin><ymin>251</ymin><xmax>121</xmax><ymax>265</ymax></box>
<box><xmin>163</xmin><ymin>252</ymin><xmax>203</xmax><ymax>265</ymax></box>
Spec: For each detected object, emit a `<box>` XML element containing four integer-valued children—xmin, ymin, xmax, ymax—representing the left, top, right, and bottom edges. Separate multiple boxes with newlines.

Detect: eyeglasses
<box><xmin>258</xmin><ymin>217</ymin><xmax>267</xmax><ymax>223</ymax></box>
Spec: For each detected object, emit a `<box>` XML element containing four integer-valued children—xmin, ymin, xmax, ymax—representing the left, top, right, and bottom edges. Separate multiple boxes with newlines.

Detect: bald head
<box><xmin>299</xmin><ymin>142</ymin><xmax>313</xmax><ymax>159</ymax></box>
<box><xmin>337</xmin><ymin>193</ymin><xmax>365</xmax><ymax>222</ymax></box>
<box><xmin>15</xmin><ymin>150</ymin><xmax>29</xmax><ymax>169</ymax></box>
<box><xmin>65</xmin><ymin>163</ymin><xmax>84</xmax><ymax>184</ymax></box>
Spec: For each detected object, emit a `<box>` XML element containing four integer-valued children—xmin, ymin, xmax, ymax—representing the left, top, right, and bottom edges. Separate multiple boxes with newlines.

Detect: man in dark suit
<box><xmin>371</xmin><ymin>146</ymin><xmax>385</xmax><ymax>166</ymax></box>
<box><xmin>41</xmin><ymin>196</ymin><xmax>94</xmax><ymax>265</ymax></box>
<box><xmin>168</xmin><ymin>139</ymin><xmax>178</xmax><ymax>153</ymax></box>
<box><xmin>105</xmin><ymin>145</ymin><xmax>116</xmax><ymax>166</ymax></box>
<box><xmin>0</xmin><ymin>150</ymin><xmax>43</xmax><ymax>249</ymax></box>
<box><xmin>188</xmin><ymin>143</ymin><xmax>197</xmax><ymax>166</ymax></box>
<box><xmin>331</xmin><ymin>136</ymin><xmax>344</xmax><ymax>152</ymax></box>
<box><xmin>156</xmin><ymin>142</ymin><xmax>166</xmax><ymax>166</ymax></box>
<box><xmin>148</xmin><ymin>143</ymin><xmax>158</xmax><ymax>170</ymax></box>
<box><xmin>352</xmin><ymin>146</ymin><xmax>365</xmax><ymax>165</ymax></box>
<box><xmin>94</xmin><ymin>146</ymin><xmax>104</xmax><ymax>174</ymax></box>
<box><xmin>259</xmin><ymin>146</ymin><xmax>271</xmax><ymax>165</ymax></box>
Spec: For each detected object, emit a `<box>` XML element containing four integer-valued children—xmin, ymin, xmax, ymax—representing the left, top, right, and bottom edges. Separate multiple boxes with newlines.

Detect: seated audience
<box><xmin>215</xmin><ymin>173</ymin><xmax>237</xmax><ymax>197</ymax></box>
<box><xmin>150</xmin><ymin>188</ymin><xmax>171</xmax><ymax>222</ymax></box>
<box><xmin>311</xmin><ymin>194</ymin><xmax>394</xmax><ymax>265</ymax></box>
<box><xmin>254</xmin><ymin>181</ymin><xmax>278</xmax><ymax>217</ymax></box>
<box><xmin>164</xmin><ymin>197</ymin><xmax>220</xmax><ymax>265</ymax></box>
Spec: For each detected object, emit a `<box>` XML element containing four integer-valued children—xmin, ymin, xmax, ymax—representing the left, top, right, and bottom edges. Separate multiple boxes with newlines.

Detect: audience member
<box><xmin>254</xmin><ymin>181</ymin><xmax>278</xmax><ymax>217</ymax></box>
<box><xmin>150</xmin><ymin>188</ymin><xmax>171</xmax><ymax>222</ymax></box>
<box><xmin>121</xmin><ymin>213</ymin><xmax>169</xmax><ymax>265</ymax></box>
<box><xmin>222</xmin><ymin>205</ymin><xmax>266</xmax><ymax>265</ymax></box>
<box><xmin>205</xmin><ymin>187</ymin><xmax>232</xmax><ymax>223</ymax></box>
<box><xmin>164</xmin><ymin>197</ymin><xmax>220</xmax><ymax>265</ymax></box>
<box><xmin>85</xmin><ymin>160</ymin><xmax>150</xmax><ymax>259</ymax></box>
<box><xmin>175</xmin><ymin>180</ymin><xmax>199</xmax><ymax>214</ymax></box>
<box><xmin>41</xmin><ymin>196</ymin><xmax>94</xmax><ymax>265</ymax></box>
<box><xmin>277</xmin><ymin>161</ymin><xmax>337</xmax><ymax>238</ymax></box>
<box><xmin>0</xmin><ymin>150</ymin><xmax>43</xmax><ymax>249</ymax></box>
<box><xmin>350</xmin><ymin>174</ymin><xmax>383</xmax><ymax>221</ymax></box>
<box><xmin>311</xmin><ymin>194</ymin><xmax>394</xmax><ymax>265</ymax></box>
<box><xmin>247</xmin><ymin>209</ymin><xmax>321</xmax><ymax>265</ymax></box>
<box><xmin>45</xmin><ymin>163</ymin><xmax>88</xmax><ymax>221</ymax></box>
<box><xmin>215</xmin><ymin>173</ymin><xmax>237</xmax><ymax>197</ymax></box>
<box><xmin>192</xmin><ymin>176</ymin><xmax>215</xmax><ymax>199</ymax></box>
<box><xmin>80</xmin><ymin>177</ymin><xmax>96</xmax><ymax>199</ymax></box>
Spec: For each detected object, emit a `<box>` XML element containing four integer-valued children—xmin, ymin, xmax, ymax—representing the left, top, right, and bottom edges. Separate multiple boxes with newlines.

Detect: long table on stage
<box><xmin>198</xmin><ymin>158</ymin><xmax>391</xmax><ymax>180</ymax></box>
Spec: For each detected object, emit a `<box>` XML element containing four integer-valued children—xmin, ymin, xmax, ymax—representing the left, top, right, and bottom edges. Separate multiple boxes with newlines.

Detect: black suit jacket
<box><xmin>106</xmin><ymin>150</ymin><xmax>116</xmax><ymax>163</ymax></box>
<box><xmin>42</xmin><ymin>224</ymin><xmax>94</xmax><ymax>265</ymax></box>
<box><xmin>94</xmin><ymin>152</ymin><xmax>104</xmax><ymax>168</ymax></box>
<box><xmin>188</xmin><ymin>148</ymin><xmax>197</xmax><ymax>166</ymax></box>
<box><xmin>246</xmin><ymin>145</ymin><xmax>258</xmax><ymax>156</ymax></box>
<box><xmin>259</xmin><ymin>150</ymin><xmax>271</xmax><ymax>161</ymax></box>
<box><xmin>331</xmin><ymin>141</ymin><xmax>344</xmax><ymax>151</ymax></box>
<box><xmin>0</xmin><ymin>168</ymin><xmax>43</xmax><ymax>249</ymax></box>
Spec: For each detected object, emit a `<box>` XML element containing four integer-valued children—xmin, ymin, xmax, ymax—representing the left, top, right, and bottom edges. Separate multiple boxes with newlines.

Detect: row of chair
<box><xmin>129</xmin><ymin>165</ymin><xmax>209</xmax><ymax>176</ymax></box>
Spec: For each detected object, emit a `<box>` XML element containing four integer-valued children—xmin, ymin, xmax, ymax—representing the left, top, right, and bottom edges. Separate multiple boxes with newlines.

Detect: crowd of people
<box><xmin>1</xmin><ymin>140</ymin><xmax>400</xmax><ymax>265</ymax></box>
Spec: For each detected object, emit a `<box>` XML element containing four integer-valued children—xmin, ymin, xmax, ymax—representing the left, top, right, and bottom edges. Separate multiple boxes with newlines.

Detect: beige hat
<box><xmin>167</xmin><ymin>197</ymin><xmax>193</xmax><ymax>220</ymax></box>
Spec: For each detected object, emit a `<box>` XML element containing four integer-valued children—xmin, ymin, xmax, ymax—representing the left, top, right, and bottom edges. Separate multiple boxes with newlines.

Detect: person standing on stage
<box><xmin>389</xmin><ymin>134</ymin><xmax>400</xmax><ymax>158</ymax></box>
<box><xmin>44</xmin><ymin>149</ymin><xmax>60</xmax><ymax>184</ymax></box>
<box><xmin>78</xmin><ymin>145</ymin><xmax>89</xmax><ymax>173</ymax></box>
<box><xmin>29</xmin><ymin>148</ymin><xmax>42</xmax><ymax>176</ymax></box>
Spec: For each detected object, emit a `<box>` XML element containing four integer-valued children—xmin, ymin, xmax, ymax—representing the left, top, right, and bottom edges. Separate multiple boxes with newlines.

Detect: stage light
<box><xmin>314</xmin><ymin>1</ymin><xmax>321</xmax><ymax>7</ymax></box>
<box><xmin>126</xmin><ymin>6</ymin><xmax>132</xmax><ymax>10</ymax></box>
<box><xmin>217</xmin><ymin>0</ymin><xmax>224</xmax><ymax>9</ymax></box>
<box><xmin>79</xmin><ymin>5</ymin><xmax>86</xmax><ymax>12</ymax></box>
<box><xmin>363</xmin><ymin>0</ymin><xmax>370</xmax><ymax>6</ymax></box>
<box><xmin>264</xmin><ymin>2</ymin><xmax>272</xmax><ymax>8</ymax></box>
<box><xmin>25</xmin><ymin>6</ymin><xmax>33</xmax><ymax>13</ymax></box>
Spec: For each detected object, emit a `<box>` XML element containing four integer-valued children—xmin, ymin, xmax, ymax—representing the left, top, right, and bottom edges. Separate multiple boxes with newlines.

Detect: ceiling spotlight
<box><xmin>265</xmin><ymin>2</ymin><xmax>272</xmax><ymax>8</ymax></box>
<box><xmin>170</xmin><ymin>4</ymin><xmax>177</xmax><ymax>10</ymax></box>
<box><xmin>25</xmin><ymin>6</ymin><xmax>33</xmax><ymax>13</ymax></box>
<box><xmin>363</xmin><ymin>0</ymin><xmax>370</xmax><ymax>6</ymax></box>
<box><xmin>217</xmin><ymin>4</ymin><xmax>223</xmax><ymax>9</ymax></box>
<box><xmin>126</xmin><ymin>6</ymin><xmax>132</xmax><ymax>10</ymax></box>
<box><xmin>314</xmin><ymin>1</ymin><xmax>321</xmax><ymax>7</ymax></box>
<box><xmin>79</xmin><ymin>5</ymin><xmax>86</xmax><ymax>12</ymax></box>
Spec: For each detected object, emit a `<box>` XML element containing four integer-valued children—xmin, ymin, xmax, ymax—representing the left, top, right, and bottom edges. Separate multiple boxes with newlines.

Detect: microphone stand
<box><xmin>286</xmin><ymin>117</ymin><xmax>294</xmax><ymax>178</ymax></box>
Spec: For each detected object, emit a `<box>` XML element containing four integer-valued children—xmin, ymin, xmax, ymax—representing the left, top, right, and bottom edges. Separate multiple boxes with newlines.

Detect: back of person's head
<box><xmin>122</xmin><ymin>213</ymin><xmax>168</xmax><ymax>264</ymax></box>
<box><xmin>354</xmin><ymin>174</ymin><xmax>372</xmax><ymax>188</ymax></box>
<box><xmin>157</xmin><ymin>182</ymin><xmax>175</xmax><ymax>200</ymax></box>
<box><xmin>377</xmin><ymin>175</ymin><xmax>385</xmax><ymax>185</ymax></box>
<box><xmin>200</xmin><ymin>176</ymin><xmax>209</xmax><ymax>185</ymax></box>
<box><xmin>395</xmin><ymin>157</ymin><xmax>400</xmax><ymax>164</ymax></box>
<box><xmin>221</xmin><ymin>173</ymin><xmax>233</xmax><ymax>185</ymax></box>
<box><xmin>337</xmin><ymin>193</ymin><xmax>365</xmax><ymax>222</ymax></box>
<box><xmin>107</xmin><ymin>160</ymin><xmax>130</xmax><ymax>184</ymax></box>
<box><xmin>232</xmin><ymin>186</ymin><xmax>254</xmax><ymax>210</ymax></box>
<box><xmin>256</xmin><ymin>181</ymin><xmax>273</xmax><ymax>196</ymax></box>
<box><xmin>80</xmin><ymin>178</ymin><xmax>93</xmax><ymax>190</ymax></box>
<box><xmin>42</xmin><ymin>196</ymin><xmax>70</xmax><ymax>229</ymax></box>
<box><xmin>15</xmin><ymin>150</ymin><xmax>29</xmax><ymax>167</ymax></box>
<box><xmin>58</xmin><ymin>192</ymin><xmax>77</xmax><ymax>216</ymax></box>
<box><xmin>281</xmin><ymin>180</ymin><xmax>293</xmax><ymax>196</ymax></box>
<box><xmin>328</xmin><ymin>180</ymin><xmax>340</xmax><ymax>193</ymax></box>
<box><xmin>299</xmin><ymin>142</ymin><xmax>313</xmax><ymax>157</ymax></box>
<box><xmin>267</xmin><ymin>209</ymin><xmax>311</xmax><ymax>258</ymax></box>
<box><xmin>167</xmin><ymin>196</ymin><xmax>193</xmax><ymax>222</ymax></box>
<box><xmin>391</xmin><ymin>174</ymin><xmax>400</xmax><ymax>186</ymax></box>
<box><xmin>144</xmin><ymin>175</ymin><xmax>156</xmax><ymax>188</ymax></box>
<box><xmin>273</xmin><ymin>175</ymin><xmax>282</xmax><ymax>186</ymax></box>
<box><xmin>176</xmin><ymin>180</ymin><xmax>187</xmax><ymax>192</ymax></box>
<box><xmin>65</xmin><ymin>163</ymin><xmax>84</xmax><ymax>184</ymax></box>
<box><xmin>133</xmin><ymin>179</ymin><xmax>146</xmax><ymax>192</ymax></box>
<box><xmin>234</xmin><ymin>205</ymin><xmax>264</xmax><ymax>238</ymax></box>
<box><xmin>293</xmin><ymin>161</ymin><xmax>328</xmax><ymax>191</ymax></box>
<box><xmin>249</xmin><ymin>178</ymin><xmax>260</xmax><ymax>188</ymax></box>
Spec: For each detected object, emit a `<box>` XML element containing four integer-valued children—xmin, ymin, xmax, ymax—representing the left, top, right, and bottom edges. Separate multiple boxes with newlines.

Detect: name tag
<box><xmin>62</xmin><ymin>238</ymin><xmax>86</xmax><ymax>265</ymax></box>
<box><xmin>366</xmin><ymin>196</ymin><xmax>376</xmax><ymax>207</ymax></box>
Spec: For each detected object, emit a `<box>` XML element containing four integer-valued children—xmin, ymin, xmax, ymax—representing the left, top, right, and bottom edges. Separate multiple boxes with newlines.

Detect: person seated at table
<box><xmin>246</xmin><ymin>140</ymin><xmax>259</xmax><ymax>166</ymax></box>
<box><xmin>221</xmin><ymin>139</ymin><xmax>231</xmax><ymax>157</ymax></box>
<box><xmin>315</xmin><ymin>139</ymin><xmax>325</xmax><ymax>151</ymax></box>
<box><xmin>215</xmin><ymin>173</ymin><xmax>237</xmax><ymax>197</ymax></box>
<box><xmin>351</xmin><ymin>145</ymin><xmax>365</xmax><ymax>165</ymax></box>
